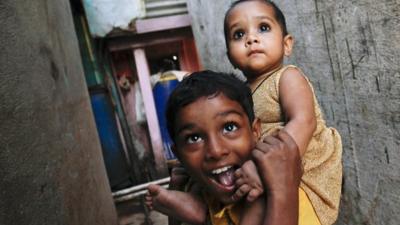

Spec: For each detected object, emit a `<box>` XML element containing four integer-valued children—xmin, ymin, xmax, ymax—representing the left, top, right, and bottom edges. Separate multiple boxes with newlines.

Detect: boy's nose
<box><xmin>205</xmin><ymin>136</ymin><xmax>229</xmax><ymax>160</ymax></box>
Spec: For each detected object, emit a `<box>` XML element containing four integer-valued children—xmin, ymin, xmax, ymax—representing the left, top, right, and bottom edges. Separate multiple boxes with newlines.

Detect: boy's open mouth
<box><xmin>210</xmin><ymin>166</ymin><xmax>236</xmax><ymax>187</ymax></box>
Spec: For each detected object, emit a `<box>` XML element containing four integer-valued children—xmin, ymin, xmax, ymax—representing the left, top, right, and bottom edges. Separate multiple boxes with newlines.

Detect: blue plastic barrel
<box><xmin>90</xmin><ymin>88</ymin><xmax>131</xmax><ymax>190</ymax></box>
<box><xmin>153</xmin><ymin>74</ymin><xmax>179</xmax><ymax>160</ymax></box>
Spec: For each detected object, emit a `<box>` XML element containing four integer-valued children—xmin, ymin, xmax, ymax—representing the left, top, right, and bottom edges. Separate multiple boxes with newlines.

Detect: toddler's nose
<box><xmin>246</xmin><ymin>33</ymin><xmax>259</xmax><ymax>46</ymax></box>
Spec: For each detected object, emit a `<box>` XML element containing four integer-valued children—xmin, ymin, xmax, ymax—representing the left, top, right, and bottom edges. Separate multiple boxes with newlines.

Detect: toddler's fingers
<box><xmin>252</xmin><ymin>148</ymin><xmax>266</xmax><ymax>162</ymax></box>
<box><xmin>232</xmin><ymin>184</ymin><xmax>250</xmax><ymax>201</ymax></box>
<box><xmin>262</xmin><ymin>135</ymin><xmax>281</xmax><ymax>146</ymax></box>
<box><xmin>254</xmin><ymin>141</ymin><xmax>271</xmax><ymax>153</ymax></box>
<box><xmin>235</xmin><ymin>177</ymin><xmax>245</xmax><ymax>186</ymax></box>
<box><xmin>246</xmin><ymin>189</ymin><xmax>263</xmax><ymax>202</ymax></box>
<box><xmin>234</xmin><ymin>167</ymin><xmax>243</xmax><ymax>178</ymax></box>
<box><xmin>276</xmin><ymin>130</ymin><xmax>299</xmax><ymax>152</ymax></box>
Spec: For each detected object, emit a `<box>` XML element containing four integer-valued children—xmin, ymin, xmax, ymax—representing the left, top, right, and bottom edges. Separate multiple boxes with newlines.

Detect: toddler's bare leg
<box><xmin>145</xmin><ymin>184</ymin><xmax>206</xmax><ymax>225</ymax></box>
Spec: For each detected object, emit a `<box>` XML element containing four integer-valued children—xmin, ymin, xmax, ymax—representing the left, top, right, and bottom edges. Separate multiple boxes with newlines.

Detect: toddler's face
<box><xmin>226</xmin><ymin>1</ymin><xmax>292</xmax><ymax>81</ymax></box>
<box><xmin>173</xmin><ymin>93</ymin><xmax>260</xmax><ymax>204</ymax></box>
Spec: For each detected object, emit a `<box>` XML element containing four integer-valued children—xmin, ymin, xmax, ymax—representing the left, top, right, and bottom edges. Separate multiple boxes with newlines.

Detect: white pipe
<box><xmin>113</xmin><ymin>184</ymin><xmax>169</xmax><ymax>203</ymax></box>
<box><xmin>112</xmin><ymin>177</ymin><xmax>170</xmax><ymax>197</ymax></box>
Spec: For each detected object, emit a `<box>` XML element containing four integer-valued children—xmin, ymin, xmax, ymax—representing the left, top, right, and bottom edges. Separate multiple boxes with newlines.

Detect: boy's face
<box><xmin>226</xmin><ymin>1</ymin><xmax>293</xmax><ymax>81</ymax></box>
<box><xmin>173</xmin><ymin>93</ymin><xmax>260</xmax><ymax>204</ymax></box>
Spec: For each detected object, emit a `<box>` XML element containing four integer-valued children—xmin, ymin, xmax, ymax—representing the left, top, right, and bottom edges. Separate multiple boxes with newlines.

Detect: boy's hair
<box><xmin>166</xmin><ymin>70</ymin><xmax>255</xmax><ymax>142</ymax></box>
<box><xmin>224</xmin><ymin>0</ymin><xmax>288</xmax><ymax>46</ymax></box>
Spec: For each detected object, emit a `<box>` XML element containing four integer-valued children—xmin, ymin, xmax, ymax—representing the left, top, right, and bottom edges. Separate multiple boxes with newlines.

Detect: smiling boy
<box><xmin>146</xmin><ymin>70</ymin><xmax>301</xmax><ymax>225</ymax></box>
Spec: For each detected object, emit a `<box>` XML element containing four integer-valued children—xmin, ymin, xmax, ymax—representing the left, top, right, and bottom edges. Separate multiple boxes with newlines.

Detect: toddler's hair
<box><xmin>166</xmin><ymin>70</ymin><xmax>255</xmax><ymax>141</ymax></box>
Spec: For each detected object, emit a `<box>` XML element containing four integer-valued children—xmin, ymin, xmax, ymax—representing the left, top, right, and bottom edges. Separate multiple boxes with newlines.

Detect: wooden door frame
<box><xmin>107</xmin><ymin>14</ymin><xmax>201</xmax><ymax>176</ymax></box>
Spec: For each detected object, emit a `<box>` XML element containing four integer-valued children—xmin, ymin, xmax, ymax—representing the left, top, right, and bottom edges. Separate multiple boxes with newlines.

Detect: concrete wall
<box><xmin>0</xmin><ymin>1</ymin><xmax>118</xmax><ymax>225</ymax></box>
<box><xmin>187</xmin><ymin>0</ymin><xmax>400</xmax><ymax>224</ymax></box>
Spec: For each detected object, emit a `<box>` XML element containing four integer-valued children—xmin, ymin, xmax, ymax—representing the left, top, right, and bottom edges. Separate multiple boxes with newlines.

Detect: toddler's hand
<box><xmin>232</xmin><ymin>160</ymin><xmax>264</xmax><ymax>202</ymax></box>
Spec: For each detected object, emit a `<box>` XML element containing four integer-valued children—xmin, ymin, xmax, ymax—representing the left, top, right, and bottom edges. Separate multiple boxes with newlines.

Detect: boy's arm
<box><xmin>168</xmin><ymin>165</ymin><xmax>206</xmax><ymax>225</ymax></box>
<box><xmin>279</xmin><ymin>67</ymin><xmax>316</xmax><ymax>155</ymax></box>
<box><xmin>168</xmin><ymin>190</ymin><xmax>207</xmax><ymax>225</ymax></box>
<box><xmin>252</xmin><ymin>130</ymin><xmax>301</xmax><ymax>225</ymax></box>
<box><xmin>168</xmin><ymin>165</ymin><xmax>191</xmax><ymax>225</ymax></box>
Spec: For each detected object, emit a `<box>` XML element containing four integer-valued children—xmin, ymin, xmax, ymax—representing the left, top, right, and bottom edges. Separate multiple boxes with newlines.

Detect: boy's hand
<box><xmin>233</xmin><ymin>160</ymin><xmax>264</xmax><ymax>202</ymax></box>
<box><xmin>252</xmin><ymin>130</ymin><xmax>302</xmax><ymax>197</ymax></box>
<box><xmin>169</xmin><ymin>164</ymin><xmax>190</xmax><ymax>191</ymax></box>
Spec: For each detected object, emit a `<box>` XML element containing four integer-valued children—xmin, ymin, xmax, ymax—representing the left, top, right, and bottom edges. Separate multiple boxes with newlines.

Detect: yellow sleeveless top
<box><xmin>204</xmin><ymin>188</ymin><xmax>320</xmax><ymax>225</ymax></box>
<box><xmin>250</xmin><ymin>65</ymin><xmax>343</xmax><ymax>225</ymax></box>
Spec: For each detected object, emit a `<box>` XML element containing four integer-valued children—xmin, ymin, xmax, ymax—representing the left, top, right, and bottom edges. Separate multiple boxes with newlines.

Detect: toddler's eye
<box><xmin>223</xmin><ymin>123</ymin><xmax>238</xmax><ymax>133</ymax></box>
<box><xmin>187</xmin><ymin>134</ymin><xmax>202</xmax><ymax>144</ymax></box>
<box><xmin>259</xmin><ymin>24</ymin><xmax>271</xmax><ymax>32</ymax></box>
<box><xmin>233</xmin><ymin>30</ymin><xmax>245</xmax><ymax>40</ymax></box>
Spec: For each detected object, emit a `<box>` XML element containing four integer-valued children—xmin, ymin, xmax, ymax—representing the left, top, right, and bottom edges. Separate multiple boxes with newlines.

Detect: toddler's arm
<box><xmin>279</xmin><ymin>67</ymin><xmax>316</xmax><ymax>155</ymax></box>
<box><xmin>168</xmin><ymin>165</ymin><xmax>197</xmax><ymax>225</ymax></box>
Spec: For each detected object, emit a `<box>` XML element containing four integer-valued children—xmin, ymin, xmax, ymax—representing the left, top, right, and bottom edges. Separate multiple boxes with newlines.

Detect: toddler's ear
<box><xmin>283</xmin><ymin>34</ymin><xmax>294</xmax><ymax>56</ymax></box>
<box><xmin>252</xmin><ymin>118</ymin><xmax>262</xmax><ymax>140</ymax></box>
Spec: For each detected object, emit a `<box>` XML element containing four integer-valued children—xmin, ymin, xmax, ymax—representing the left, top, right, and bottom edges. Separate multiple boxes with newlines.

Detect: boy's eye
<box><xmin>259</xmin><ymin>24</ymin><xmax>271</xmax><ymax>32</ymax></box>
<box><xmin>232</xmin><ymin>30</ymin><xmax>245</xmax><ymax>40</ymax></box>
<box><xmin>186</xmin><ymin>134</ymin><xmax>203</xmax><ymax>144</ymax></box>
<box><xmin>223</xmin><ymin>122</ymin><xmax>238</xmax><ymax>134</ymax></box>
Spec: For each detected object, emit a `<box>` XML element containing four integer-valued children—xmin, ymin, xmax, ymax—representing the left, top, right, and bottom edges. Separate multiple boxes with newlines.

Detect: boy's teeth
<box><xmin>211</xmin><ymin>166</ymin><xmax>232</xmax><ymax>175</ymax></box>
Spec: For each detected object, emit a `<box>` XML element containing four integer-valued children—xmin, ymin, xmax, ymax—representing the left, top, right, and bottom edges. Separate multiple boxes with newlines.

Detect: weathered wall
<box><xmin>187</xmin><ymin>0</ymin><xmax>400</xmax><ymax>224</ymax></box>
<box><xmin>0</xmin><ymin>0</ymin><xmax>118</xmax><ymax>225</ymax></box>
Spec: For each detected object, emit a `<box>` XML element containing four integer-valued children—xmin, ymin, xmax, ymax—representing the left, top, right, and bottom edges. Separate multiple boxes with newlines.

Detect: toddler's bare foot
<box><xmin>145</xmin><ymin>183</ymin><xmax>206</xmax><ymax>224</ymax></box>
<box><xmin>234</xmin><ymin>160</ymin><xmax>264</xmax><ymax>202</ymax></box>
<box><xmin>145</xmin><ymin>184</ymin><xmax>176</xmax><ymax>215</ymax></box>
